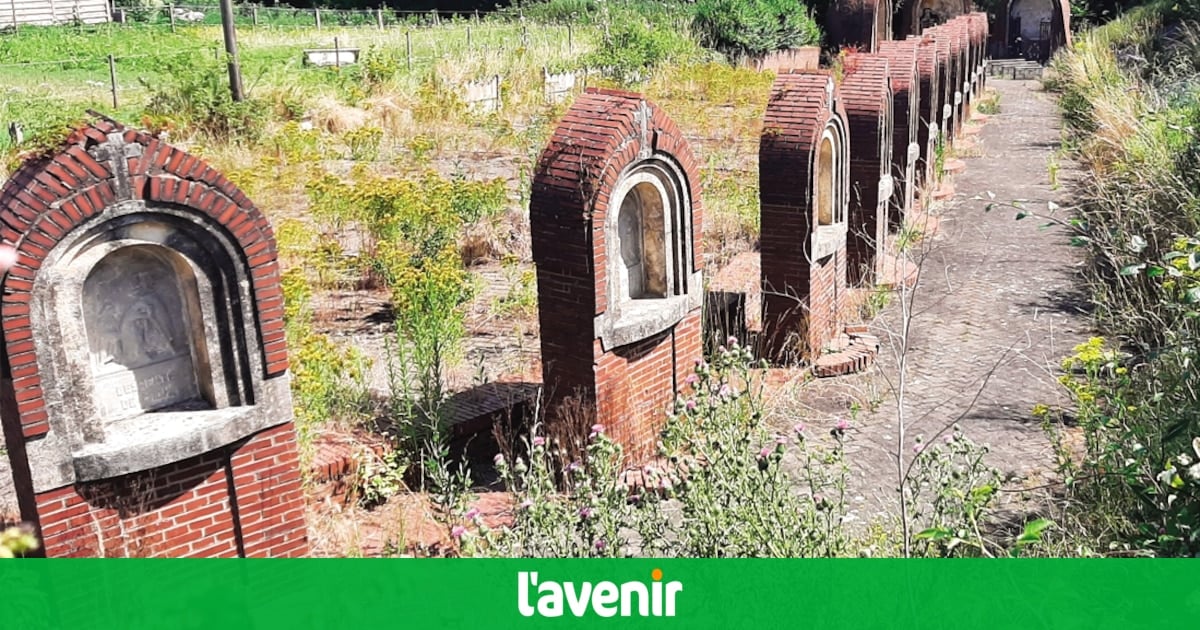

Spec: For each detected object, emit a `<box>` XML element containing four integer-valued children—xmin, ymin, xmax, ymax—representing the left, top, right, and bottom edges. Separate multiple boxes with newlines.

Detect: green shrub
<box><xmin>582</xmin><ymin>19</ymin><xmax>698</xmax><ymax>83</ymax></box>
<box><xmin>692</xmin><ymin>0</ymin><xmax>821</xmax><ymax>61</ymax></box>
<box><xmin>142</xmin><ymin>57</ymin><xmax>269</xmax><ymax>142</ymax></box>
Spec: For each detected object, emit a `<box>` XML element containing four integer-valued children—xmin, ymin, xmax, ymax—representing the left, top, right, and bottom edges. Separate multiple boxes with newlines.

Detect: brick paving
<box><xmin>771</xmin><ymin>78</ymin><xmax>1092</xmax><ymax>521</ymax></box>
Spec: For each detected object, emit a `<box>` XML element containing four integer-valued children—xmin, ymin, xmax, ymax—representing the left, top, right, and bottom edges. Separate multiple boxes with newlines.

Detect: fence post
<box><xmin>252</xmin><ymin>6</ymin><xmax>258</xmax><ymax>27</ymax></box>
<box><xmin>567</xmin><ymin>24</ymin><xmax>572</xmax><ymax>53</ymax></box>
<box><xmin>315</xmin><ymin>8</ymin><xmax>321</xmax><ymax>31</ymax></box>
<box><xmin>169</xmin><ymin>4</ymin><xmax>176</xmax><ymax>32</ymax></box>
<box><xmin>334</xmin><ymin>36</ymin><xmax>341</xmax><ymax>70</ymax></box>
<box><xmin>406</xmin><ymin>31</ymin><xmax>412</xmax><ymax>72</ymax></box>
<box><xmin>376</xmin><ymin>7</ymin><xmax>384</xmax><ymax>30</ymax></box>
<box><xmin>467</xmin><ymin>25</ymin><xmax>471</xmax><ymax>49</ymax></box>
<box><xmin>522</xmin><ymin>24</ymin><xmax>528</xmax><ymax>47</ymax></box>
<box><xmin>107</xmin><ymin>54</ymin><xmax>119</xmax><ymax>109</ymax></box>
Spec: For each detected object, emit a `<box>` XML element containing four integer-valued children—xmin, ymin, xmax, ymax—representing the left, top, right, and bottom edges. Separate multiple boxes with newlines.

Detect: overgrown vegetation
<box><xmin>1040</xmin><ymin>1</ymin><xmax>1200</xmax><ymax>556</ymax></box>
<box><xmin>692</xmin><ymin>0</ymin><xmax>821</xmax><ymax>61</ymax></box>
<box><xmin>455</xmin><ymin>340</ymin><xmax>1023</xmax><ymax>558</ymax></box>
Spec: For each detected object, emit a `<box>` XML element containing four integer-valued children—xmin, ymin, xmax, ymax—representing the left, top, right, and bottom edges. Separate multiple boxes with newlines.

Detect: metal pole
<box><xmin>108</xmin><ymin>54</ymin><xmax>119</xmax><ymax>109</ymax></box>
<box><xmin>218</xmin><ymin>0</ymin><xmax>244</xmax><ymax>101</ymax></box>
<box><xmin>314</xmin><ymin>7</ymin><xmax>321</xmax><ymax>31</ymax></box>
<box><xmin>376</xmin><ymin>7</ymin><xmax>383</xmax><ymax>30</ymax></box>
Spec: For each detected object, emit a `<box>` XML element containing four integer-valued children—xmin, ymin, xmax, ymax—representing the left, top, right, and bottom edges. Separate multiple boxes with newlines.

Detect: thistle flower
<box><xmin>589</xmin><ymin>424</ymin><xmax>605</xmax><ymax>440</ymax></box>
<box><xmin>451</xmin><ymin>525</ymin><xmax>467</xmax><ymax>540</ymax></box>
<box><xmin>579</xmin><ymin>506</ymin><xmax>594</xmax><ymax>519</ymax></box>
<box><xmin>594</xmin><ymin>539</ymin><xmax>606</xmax><ymax>551</ymax></box>
<box><xmin>464</xmin><ymin>507</ymin><xmax>480</xmax><ymax>521</ymax></box>
<box><xmin>532</xmin><ymin>436</ymin><xmax>546</xmax><ymax>447</ymax></box>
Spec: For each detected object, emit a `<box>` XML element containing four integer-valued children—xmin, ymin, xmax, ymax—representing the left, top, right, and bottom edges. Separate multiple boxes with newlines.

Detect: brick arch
<box><xmin>908</xmin><ymin>34</ymin><xmax>943</xmax><ymax>187</ymax></box>
<box><xmin>530</xmin><ymin>88</ymin><xmax>703</xmax><ymax>460</ymax></box>
<box><xmin>826</xmin><ymin>0</ymin><xmax>892</xmax><ymax>53</ymax></box>
<box><xmin>943</xmin><ymin>22</ymin><xmax>972</xmax><ymax>136</ymax></box>
<box><xmin>0</xmin><ymin>115</ymin><xmax>287</xmax><ymax>440</ymax></box>
<box><xmin>877</xmin><ymin>39</ymin><xmax>922</xmax><ymax>222</ymax></box>
<box><xmin>841</xmin><ymin>53</ymin><xmax>893</xmax><ymax>286</ymax></box>
<box><xmin>760</xmin><ymin>71</ymin><xmax>851</xmax><ymax>362</ymax></box>
<box><xmin>924</xmin><ymin>27</ymin><xmax>957</xmax><ymax>142</ymax></box>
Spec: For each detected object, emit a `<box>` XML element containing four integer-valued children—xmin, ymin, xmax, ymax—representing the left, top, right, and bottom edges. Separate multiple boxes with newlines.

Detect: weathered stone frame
<box><xmin>841</xmin><ymin>53</ymin><xmax>894</xmax><ymax>286</ymax></box>
<box><xmin>760</xmin><ymin>72</ymin><xmax>851</xmax><ymax>363</ymax></box>
<box><xmin>877</xmin><ymin>40</ymin><xmax>922</xmax><ymax>227</ymax></box>
<box><xmin>531</xmin><ymin>88</ymin><xmax>704</xmax><ymax>460</ymax></box>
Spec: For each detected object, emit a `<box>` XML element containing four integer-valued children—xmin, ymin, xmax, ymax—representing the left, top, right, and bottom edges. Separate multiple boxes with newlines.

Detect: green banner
<box><xmin>2</xmin><ymin>560</ymin><xmax>1197</xmax><ymax>628</ymax></box>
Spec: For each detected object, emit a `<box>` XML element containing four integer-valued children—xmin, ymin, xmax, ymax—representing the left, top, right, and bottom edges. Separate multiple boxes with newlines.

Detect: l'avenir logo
<box><xmin>517</xmin><ymin>569</ymin><xmax>683</xmax><ymax>618</ymax></box>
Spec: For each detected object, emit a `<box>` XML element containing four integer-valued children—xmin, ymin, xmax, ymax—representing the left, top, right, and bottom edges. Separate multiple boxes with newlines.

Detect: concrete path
<box><xmin>772</xmin><ymin>78</ymin><xmax>1091</xmax><ymax>524</ymax></box>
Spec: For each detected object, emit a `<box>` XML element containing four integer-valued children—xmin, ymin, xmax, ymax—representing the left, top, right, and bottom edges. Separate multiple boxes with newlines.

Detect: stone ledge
<box><xmin>71</xmin><ymin>402</ymin><xmax>284</xmax><ymax>482</ymax></box>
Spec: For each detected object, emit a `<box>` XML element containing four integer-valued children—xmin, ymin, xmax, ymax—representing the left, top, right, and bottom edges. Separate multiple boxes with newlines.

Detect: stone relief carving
<box><xmin>83</xmin><ymin>248</ymin><xmax>201</xmax><ymax>419</ymax></box>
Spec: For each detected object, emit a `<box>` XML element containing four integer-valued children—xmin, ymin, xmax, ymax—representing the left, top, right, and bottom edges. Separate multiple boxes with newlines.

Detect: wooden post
<box><xmin>252</xmin><ymin>6</ymin><xmax>258</xmax><ymax>27</ymax></box>
<box><xmin>376</xmin><ymin>7</ymin><xmax>384</xmax><ymax>30</ymax></box>
<box><xmin>567</xmin><ymin>24</ymin><xmax>572</xmax><ymax>53</ymax></box>
<box><xmin>218</xmin><ymin>0</ymin><xmax>245</xmax><ymax>101</ymax></box>
<box><xmin>169</xmin><ymin>4</ymin><xmax>176</xmax><ymax>32</ymax></box>
<box><xmin>314</xmin><ymin>8</ymin><xmax>321</xmax><ymax>31</ymax></box>
<box><xmin>522</xmin><ymin>24</ymin><xmax>528</xmax><ymax>47</ymax></box>
<box><xmin>466</xmin><ymin>26</ymin><xmax>471</xmax><ymax>49</ymax></box>
<box><xmin>406</xmin><ymin>30</ymin><xmax>412</xmax><ymax>71</ymax></box>
<box><xmin>334</xmin><ymin>36</ymin><xmax>341</xmax><ymax>69</ymax></box>
<box><xmin>107</xmin><ymin>54</ymin><xmax>119</xmax><ymax>109</ymax></box>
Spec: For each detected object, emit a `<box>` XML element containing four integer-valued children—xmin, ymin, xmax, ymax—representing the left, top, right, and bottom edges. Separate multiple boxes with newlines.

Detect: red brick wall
<box><xmin>33</xmin><ymin>425</ymin><xmax>304</xmax><ymax>558</ymax></box>
<box><xmin>760</xmin><ymin>71</ymin><xmax>850</xmax><ymax>361</ymax></box>
<box><xmin>0</xmin><ymin>116</ymin><xmax>306</xmax><ymax>557</ymax></box>
<box><xmin>841</xmin><ymin>53</ymin><xmax>891</xmax><ymax>286</ymax></box>
<box><xmin>877</xmin><ymin>40</ymin><xmax>920</xmax><ymax>227</ymax></box>
<box><xmin>531</xmin><ymin>88</ymin><xmax>704</xmax><ymax>462</ymax></box>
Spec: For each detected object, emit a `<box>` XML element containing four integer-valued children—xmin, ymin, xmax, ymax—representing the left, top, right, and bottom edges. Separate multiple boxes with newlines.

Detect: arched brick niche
<box><xmin>760</xmin><ymin>72</ymin><xmax>851</xmax><ymax>363</ymax></box>
<box><xmin>0</xmin><ymin>116</ymin><xmax>306</xmax><ymax>557</ymax></box>
<box><xmin>897</xmin><ymin>0</ymin><xmax>973</xmax><ymax>37</ymax></box>
<box><xmin>966</xmin><ymin>13</ymin><xmax>990</xmax><ymax>94</ymax></box>
<box><xmin>530</xmin><ymin>88</ymin><xmax>703</xmax><ymax>461</ymax></box>
<box><xmin>908</xmin><ymin>35</ymin><xmax>942</xmax><ymax>192</ymax></box>
<box><xmin>840</xmin><ymin>53</ymin><xmax>893</xmax><ymax>286</ymax></box>
<box><xmin>946</xmin><ymin>22</ymin><xmax>971</xmax><ymax>136</ymax></box>
<box><xmin>926</xmin><ymin>27</ymin><xmax>957</xmax><ymax>143</ymax></box>
<box><xmin>876</xmin><ymin>40</ymin><xmax>921</xmax><ymax>227</ymax></box>
<box><xmin>826</xmin><ymin>0</ymin><xmax>891</xmax><ymax>53</ymax></box>
<box><xmin>1002</xmin><ymin>0</ymin><xmax>1069</xmax><ymax>62</ymax></box>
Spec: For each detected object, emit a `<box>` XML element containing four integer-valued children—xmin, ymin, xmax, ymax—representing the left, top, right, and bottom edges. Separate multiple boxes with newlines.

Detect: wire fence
<box><xmin>1</xmin><ymin>17</ymin><xmax>582</xmax><ymax>114</ymax></box>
